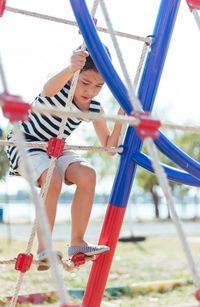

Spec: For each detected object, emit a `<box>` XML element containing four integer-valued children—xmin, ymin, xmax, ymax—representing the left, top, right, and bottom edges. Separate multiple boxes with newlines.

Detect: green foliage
<box><xmin>136</xmin><ymin>131</ymin><xmax>200</xmax><ymax>217</ymax></box>
<box><xmin>173</xmin><ymin>131</ymin><xmax>200</xmax><ymax>161</ymax></box>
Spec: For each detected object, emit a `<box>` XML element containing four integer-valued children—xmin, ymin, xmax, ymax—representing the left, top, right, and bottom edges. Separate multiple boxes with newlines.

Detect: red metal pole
<box><xmin>82</xmin><ymin>204</ymin><xmax>126</xmax><ymax>307</ymax></box>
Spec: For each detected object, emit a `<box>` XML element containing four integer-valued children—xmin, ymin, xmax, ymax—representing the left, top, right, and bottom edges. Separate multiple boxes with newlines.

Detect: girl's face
<box><xmin>73</xmin><ymin>69</ymin><xmax>104</xmax><ymax>110</ymax></box>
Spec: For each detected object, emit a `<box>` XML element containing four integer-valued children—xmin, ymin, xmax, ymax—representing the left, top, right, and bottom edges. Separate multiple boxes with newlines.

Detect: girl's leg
<box><xmin>37</xmin><ymin>168</ymin><xmax>63</xmax><ymax>253</ymax></box>
<box><xmin>65</xmin><ymin>162</ymin><xmax>96</xmax><ymax>246</ymax></box>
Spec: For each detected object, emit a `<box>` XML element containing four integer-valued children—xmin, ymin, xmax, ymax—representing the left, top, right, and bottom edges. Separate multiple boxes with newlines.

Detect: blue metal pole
<box><xmin>133</xmin><ymin>151</ymin><xmax>200</xmax><ymax>186</ymax></box>
<box><xmin>70</xmin><ymin>0</ymin><xmax>181</xmax><ymax>206</ymax></box>
<box><xmin>70</xmin><ymin>0</ymin><xmax>200</xmax><ymax>186</ymax></box>
<box><xmin>70</xmin><ymin>1</ymin><xmax>181</xmax><ymax>305</ymax></box>
<box><xmin>111</xmin><ymin>0</ymin><xmax>181</xmax><ymax>206</ymax></box>
<box><xmin>155</xmin><ymin>132</ymin><xmax>200</xmax><ymax>179</ymax></box>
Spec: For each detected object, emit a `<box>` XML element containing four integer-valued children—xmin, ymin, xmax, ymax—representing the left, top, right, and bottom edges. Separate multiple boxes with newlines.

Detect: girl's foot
<box><xmin>68</xmin><ymin>244</ymin><xmax>110</xmax><ymax>257</ymax></box>
<box><xmin>36</xmin><ymin>250</ymin><xmax>63</xmax><ymax>271</ymax></box>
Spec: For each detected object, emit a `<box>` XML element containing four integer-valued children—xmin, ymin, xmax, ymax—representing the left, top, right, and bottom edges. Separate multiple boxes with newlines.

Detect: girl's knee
<box><xmin>77</xmin><ymin>165</ymin><xmax>96</xmax><ymax>188</ymax></box>
<box><xmin>86</xmin><ymin>166</ymin><xmax>96</xmax><ymax>184</ymax></box>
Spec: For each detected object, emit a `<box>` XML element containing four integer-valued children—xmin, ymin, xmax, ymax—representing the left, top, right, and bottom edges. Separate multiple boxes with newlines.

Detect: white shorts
<box><xmin>17</xmin><ymin>149</ymin><xmax>87</xmax><ymax>186</ymax></box>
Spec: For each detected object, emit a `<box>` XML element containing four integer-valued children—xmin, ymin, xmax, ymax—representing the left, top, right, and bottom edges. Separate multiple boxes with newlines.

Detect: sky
<box><xmin>0</xmin><ymin>0</ymin><xmax>200</xmax><ymax>194</ymax></box>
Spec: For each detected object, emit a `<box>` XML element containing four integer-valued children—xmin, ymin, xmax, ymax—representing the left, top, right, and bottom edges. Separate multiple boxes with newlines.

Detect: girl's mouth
<box><xmin>82</xmin><ymin>96</ymin><xmax>90</xmax><ymax>100</ymax></box>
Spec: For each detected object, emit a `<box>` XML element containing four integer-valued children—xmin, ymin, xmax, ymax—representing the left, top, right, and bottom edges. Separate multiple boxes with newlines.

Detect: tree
<box><xmin>136</xmin><ymin>140</ymin><xmax>175</xmax><ymax>219</ymax></box>
<box><xmin>136</xmin><ymin>131</ymin><xmax>200</xmax><ymax>219</ymax></box>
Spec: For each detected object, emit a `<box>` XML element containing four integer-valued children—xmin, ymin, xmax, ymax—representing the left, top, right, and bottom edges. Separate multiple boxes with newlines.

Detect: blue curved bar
<box><xmin>155</xmin><ymin>132</ymin><xmax>200</xmax><ymax>180</ymax></box>
<box><xmin>70</xmin><ymin>0</ymin><xmax>199</xmax><ymax>197</ymax></box>
<box><xmin>133</xmin><ymin>151</ymin><xmax>200</xmax><ymax>186</ymax></box>
<box><xmin>70</xmin><ymin>0</ymin><xmax>133</xmax><ymax>115</ymax></box>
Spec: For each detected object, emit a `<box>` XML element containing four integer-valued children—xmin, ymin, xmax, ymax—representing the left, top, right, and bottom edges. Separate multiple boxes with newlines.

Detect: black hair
<box><xmin>76</xmin><ymin>44</ymin><xmax>111</xmax><ymax>73</ymax></box>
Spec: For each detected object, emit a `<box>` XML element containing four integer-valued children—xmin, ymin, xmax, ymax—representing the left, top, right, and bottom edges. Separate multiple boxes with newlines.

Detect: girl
<box><xmin>7</xmin><ymin>47</ymin><xmax>124</xmax><ymax>270</ymax></box>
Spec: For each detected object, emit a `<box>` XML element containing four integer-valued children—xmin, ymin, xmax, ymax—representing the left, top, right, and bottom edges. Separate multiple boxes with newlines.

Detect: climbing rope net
<box><xmin>0</xmin><ymin>0</ymin><xmax>200</xmax><ymax>306</ymax></box>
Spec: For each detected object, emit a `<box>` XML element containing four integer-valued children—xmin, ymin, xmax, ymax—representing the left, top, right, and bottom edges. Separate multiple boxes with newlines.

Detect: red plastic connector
<box><xmin>132</xmin><ymin>111</ymin><xmax>161</xmax><ymax>140</ymax></box>
<box><xmin>1</xmin><ymin>92</ymin><xmax>30</xmax><ymax>122</ymax></box>
<box><xmin>186</xmin><ymin>0</ymin><xmax>200</xmax><ymax>11</ymax></box>
<box><xmin>15</xmin><ymin>253</ymin><xmax>33</xmax><ymax>273</ymax></box>
<box><xmin>93</xmin><ymin>18</ymin><xmax>97</xmax><ymax>26</ymax></box>
<box><xmin>47</xmin><ymin>137</ymin><xmax>65</xmax><ymax>158</ymax></box>
<box><xmin>71</xmin><ymin>253</ymin><xmax>85</xmax><ymax>267</ymax></box>
<box><xmin>0</xmin><ymin>0</ymin><xmax>6</xmax><ymax>17</ymax></box>
<box><xmin>195</xmin><ymin>289</ymin><xmax>200</xmax><ymax>301</ymax></box>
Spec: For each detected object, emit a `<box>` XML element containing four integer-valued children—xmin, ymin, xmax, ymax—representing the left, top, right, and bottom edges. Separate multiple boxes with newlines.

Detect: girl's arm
<box><xmin>93</xmin><ymin>106</ymin><xmax>125</xmax><ymax>156</ymax></box>
<box><xmin>41</xmin><ymin>50</ymin><xmax>89</xmax><ymax>97</ymax></box>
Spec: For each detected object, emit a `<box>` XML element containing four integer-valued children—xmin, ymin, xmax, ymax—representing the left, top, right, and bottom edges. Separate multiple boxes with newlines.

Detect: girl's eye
<box><xmin>82</xmin><ymin>82</ymin><xmax>89</xmax><ymax>85</ymax></box>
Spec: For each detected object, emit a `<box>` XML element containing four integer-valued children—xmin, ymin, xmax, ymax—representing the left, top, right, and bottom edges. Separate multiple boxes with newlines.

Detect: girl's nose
<box><xmin>86</xmin><ymin>87</ymin><xmax>96</xmax><ymax>97</ymax></box>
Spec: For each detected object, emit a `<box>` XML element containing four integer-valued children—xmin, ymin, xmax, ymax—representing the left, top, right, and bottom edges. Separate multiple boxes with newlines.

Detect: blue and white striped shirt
<box><xmin>7</xmin><ymin>83</ymin><xmax>101</xmax><ymax>174</ymax></box>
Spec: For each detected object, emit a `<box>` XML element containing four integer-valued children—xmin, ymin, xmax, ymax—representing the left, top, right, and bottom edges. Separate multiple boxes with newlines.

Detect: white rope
<box><xmin>2</xmin><ymin>96</ymin><xmax>200</xmax><ymax>134</ymax></box>
<box><xmin>0</xmin><ymin>140</ymin><xmax>122</xmax><ymax>153</ymax></box>
<box><xmin>100</xmin><ymin>0</ymin><xmax>142</xmax><ymax>112</ymax></box>
<box><xmin>0</xmin><ymin>255</ymin><xmax>94</xmax><ymax>272</ymax></box>
<box><xmin>161</xmin><ymin>122</ymin><xmax>200</xmax><ymax>133</ymax></box>
<box><xmin>100</xmin><ymin>0</ymin><xmax>200</xmax><ymax>294</ymax></box>
<box><xmin>9</xmin><ymin>122</ymin><xmax>69</xmax><ymax>306</ymax></box>
<box><xmin>192</xmin><ymin>9</ymin><xmax>200</xmax><ymax>31</ymax></box>
<box><xmin>5</xmin><ymin>6</ymin><xmax>150</xmax><ymax>44</ymax></box>
<box><xmin>133</xmin><ymin>42</ymin><xmax>149</xmax><ymax>89</ymax></box>
<box><xmin>118</xmin><ymin>42</ymin><xmax>149</xmax><ymax>145</ymax></box>
<box><xmin>29</xmin><ymin>0</ymin><xmax>100</xmax><ymax>201</ymax></box>
<box><xmin>0</xmin><ymin>55</ymin><xmax>8</xmax><ymax>92</ymax></box>
<box><xmin>10</xmin><ymin>274</ymin><xmax>24</xmax><ymax>307</ymax></box>
<box><xmin>33</xmin><ymin>105</ymin><xmax>200</xmax><ymax>134</ymax></box>
<box><xmin>33</xmin><ymin>105</ymin><xmax>140</xmax><ymax>125</ymax></box>
<box><xmin>19</xmin><ymin>1</ymin><xmax>100</xmax><ymax>301</ymax></box>
<box><xmin>145</xmin><ymin>137</ymin><xmax>200</xmax><ymax>290</ymax></box>
<box><xmin>41</xmin><ymin>0</ymin><xmax>100</xmax><ymax>198</ymax></box>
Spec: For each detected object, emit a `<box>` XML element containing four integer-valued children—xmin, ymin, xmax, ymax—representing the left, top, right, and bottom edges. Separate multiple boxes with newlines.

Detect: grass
<box><xmin>0</xmin><ymin>235</ymin><xmax>200</xmax><ymax>306</ymax></box>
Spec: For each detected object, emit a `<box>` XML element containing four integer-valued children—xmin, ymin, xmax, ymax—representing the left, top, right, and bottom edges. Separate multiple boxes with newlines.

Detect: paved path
<box><xmin>1</xmin><ymin>220</ymin><xmax>200</xmax><ymax>241</ymax></box>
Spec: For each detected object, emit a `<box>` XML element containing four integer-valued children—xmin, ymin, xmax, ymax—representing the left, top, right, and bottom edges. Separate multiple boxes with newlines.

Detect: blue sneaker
<box><xmin>68</xmin><ymin>244</ymin><xmax>110</xmax><ymax>257</ymax></box>
<box><xmin>36</xmin><ymin>250</ymin><xmax>63</xmax><ymax>271</ymax></box>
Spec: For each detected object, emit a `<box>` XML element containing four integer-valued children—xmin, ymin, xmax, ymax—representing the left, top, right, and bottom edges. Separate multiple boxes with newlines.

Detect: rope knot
<box><xmin>15</xmin><ymin>253</ymin><xmax>33</xmax><ymax>273</ymax></box>
<box><xmin>131</xmin><ymin>111</ymin><xmax>161</xmax><ymax>140</ymax></box>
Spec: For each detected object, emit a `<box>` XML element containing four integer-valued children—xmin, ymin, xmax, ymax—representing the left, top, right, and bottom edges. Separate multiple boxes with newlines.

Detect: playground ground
<box><xmin>1</xmin><ymin>219</ymin><xmax>200</xmax><ymax>241</ymax></box>
<box><xmin>0</xmin><ymin>231</ymin><xmax>200</xmax><ymax>306</ymax></box>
